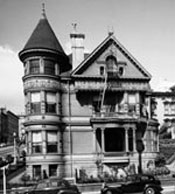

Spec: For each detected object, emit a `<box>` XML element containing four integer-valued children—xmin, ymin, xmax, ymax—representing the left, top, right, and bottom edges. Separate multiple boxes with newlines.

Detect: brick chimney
<box><xmin>70</xmin><ymin>24</ymin><xmax>85</xmax><ymax>69</ymax></box>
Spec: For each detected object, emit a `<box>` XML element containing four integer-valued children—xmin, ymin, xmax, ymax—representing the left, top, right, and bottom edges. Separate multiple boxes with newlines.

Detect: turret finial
<box><xmin>108</xmin><ymin>26</ymin><xmax>114</xmax><ymax>36</ymax></box>
<box><xmin>42</xmin><ymin>3</ymin><xmax>46</xmax><ymax>18</ymax></box>
<box><xmin>72</xmin><ymin>23</ymin><xmax>77</xmax><ymax>33</ymax></box>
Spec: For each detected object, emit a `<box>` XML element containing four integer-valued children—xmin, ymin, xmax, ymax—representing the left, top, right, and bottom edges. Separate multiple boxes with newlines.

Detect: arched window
<box><xmin>106</xmin><ymin>55</ymin><xmax>117</xmax><ymax>72</ymax></box>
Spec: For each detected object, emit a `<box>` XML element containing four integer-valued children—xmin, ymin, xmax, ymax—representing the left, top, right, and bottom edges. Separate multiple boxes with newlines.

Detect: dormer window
<box><xmin>118</xmin><ymin>62</ymin><xmax>126</xmax><ymax>77</ymax></box>
<box><xmin>119</xmin><ymin>67</ymin><xmax>124</xmax><ymax>76</ymax></box>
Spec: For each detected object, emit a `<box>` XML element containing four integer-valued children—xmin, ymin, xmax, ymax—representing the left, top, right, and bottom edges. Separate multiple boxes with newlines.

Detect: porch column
<box><xmin>125</xmin><ymin>127</ymin><xmax>129</xmax><ymax>152</ymax></box>
<box><xmin>101</xmin><ymin>128</ymin><xmax>105</xmax><ymax>153</ymax></box>
<box><xmin>133</xmin><ymin>128</ymin><xmax>136</xmax><ymax>152</ymax></box>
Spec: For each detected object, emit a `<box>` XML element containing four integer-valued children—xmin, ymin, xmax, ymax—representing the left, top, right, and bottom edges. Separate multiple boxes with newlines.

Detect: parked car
<box><xmin>14</xmin><ymin>179</ymin><xmax>81</xmax><ymax>194</ymax></box>
<box><xmin>101</xmin><ymin>174</ymin><xmax>163</xmax><ymax>194</ymax></box>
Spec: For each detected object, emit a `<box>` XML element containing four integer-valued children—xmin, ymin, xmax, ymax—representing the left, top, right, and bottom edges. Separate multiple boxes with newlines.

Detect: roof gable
<box><xmin>71</xmin><ymin>34</ymin><xmax>151</xmax><ymax>80</ymax></box>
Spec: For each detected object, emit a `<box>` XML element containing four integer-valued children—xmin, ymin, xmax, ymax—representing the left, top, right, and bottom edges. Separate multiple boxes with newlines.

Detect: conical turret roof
<box><xmin>23</xmin><ymin>15</ymin><xmax>64</xmax><ymax>54</ymax></box>
<box><xmin>19</xmin><ymin>11</ymin><xmax>72</xmax><ymax>73</ymax></box>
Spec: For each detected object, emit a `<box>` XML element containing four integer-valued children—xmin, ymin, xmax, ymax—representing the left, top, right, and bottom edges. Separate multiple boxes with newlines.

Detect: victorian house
<box><xmin>19</xmin><ymin>11</ymin><xmax>159</xmax><ymax>179</ymax></box>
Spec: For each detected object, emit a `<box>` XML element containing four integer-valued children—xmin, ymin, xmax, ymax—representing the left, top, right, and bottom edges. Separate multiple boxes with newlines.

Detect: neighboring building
<box><xmin>18</xmin><ymin>113</ymin><xmax>26</xmax><ymax>144</ymax></box>
<box><xmin>19</xmin><ymin>10</ymin><xmax>159</xmax><ymax>179</ymax></box>
<box><xmin>153</xmin><ymin>86</ymin><xmax>175</xmax><ymax>139</ymax></box>
<box><xmin>18</xmin><ymin>114</ymin><xmax>25</xmax><ymax>138</ymax></box>
<box><xmin>0</xmin><ymin>108</ymin><xmax>19</xmax><ymax>145</ymax></box>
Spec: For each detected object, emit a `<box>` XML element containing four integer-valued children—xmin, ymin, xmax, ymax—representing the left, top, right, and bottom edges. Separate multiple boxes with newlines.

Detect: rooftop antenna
<box><xmin>42</xmin><ymin>3</ymin><xmax>46</xmax><ymax>18</ymax></box>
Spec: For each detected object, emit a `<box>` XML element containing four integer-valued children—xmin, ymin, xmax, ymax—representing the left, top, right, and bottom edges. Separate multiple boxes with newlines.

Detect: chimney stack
<box><xmin>70</xmin><ymin>24</ymin><xmax>85</xmax><ymax>69</ymax></box>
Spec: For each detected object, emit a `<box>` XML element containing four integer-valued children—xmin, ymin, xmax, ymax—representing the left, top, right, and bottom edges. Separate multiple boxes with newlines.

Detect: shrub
<box><xmin>155</xmin><ymin>153</ymin><xmax>166</xmax><ymax>167</ymax></box>
<box><xmin>144</xmin><ymin>166</ymin><xmax>170</xmax><ymax>176</ymax></box>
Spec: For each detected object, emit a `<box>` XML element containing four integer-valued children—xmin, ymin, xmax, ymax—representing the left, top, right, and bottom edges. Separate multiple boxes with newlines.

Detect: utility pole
<box><xmin>13</xmin><ymin>132</ymin><xmax>17</xmax><ymax>165</ymax></box>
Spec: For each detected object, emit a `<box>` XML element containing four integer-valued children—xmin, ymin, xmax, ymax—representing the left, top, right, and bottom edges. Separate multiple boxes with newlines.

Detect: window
<box><xmin>100</xmin><ymin>66</ymin><xmax>105</xmax><ymax>76</ymax></box>
<box><xmin>92</xmin><ymin>100</ymin><xmax>101</xmax><ymax>112</ymax></box>
<box><xmin>46</xmin><ymin>92</ymin><xmax>56</xmax><ymax>113</ymax></box>
<box><xmin>171</xmin><ymin>102</ymin><xmax>175</xmax><ymax>114</ymax></box>
<box><xmin>128</xmin><ymin>94</ymin><xmax>136</xmax><ymax>113</ymax></box>
<box><xmin>44</xmin><ymin>59</ymin><xmax>55</xmax><ymax>75</ymax></box>
<box><xmin>47</xmin><ymin>131</ymin><xmax>57</xmax><ymax>153</ymax></box>
<box><xmin>164</xmin><ymin>102</ymin><xmax>169</xmax><ymax>115</ymax></box>
<box><xmin>31</xmin><ymin>92</ymin><xmax>41</xmax><ymax>114</ymax></box>
<box><xmin>33</xmin><ymin>165</ymin><xmax>41</xmax><ymax>179</ymax></box>
<box><xmin>128</xmin><ymin>129</ymin><xmax>133</xmax><ymax>152</ymax></box>
<box><xmin>29</xmin><ymin>59</ymin><xmax>40</xmax><ymax>74</ymax></box>
<box><xmin>119</xmin><ymin>67</ymin><xmax>124</xmax><ymax>76</ymax></box>
<box><xmin>128</xmin><ymin>94</ymin><xmax>136</xmax><ymax>104</ymax></box>
<box><xmin>32</xmin><ymin>131</ymin><xmax>42</xmax><ymax>153</ymax></box>
<box><xmin>24</xmin><ymin>61</ymin><xmax>28</xmax><ymax>75</ymax></box>
<box><xmin>49</xmin><ymin>164</ymin><xmax>57</xmax><ymax>177</ymax></box>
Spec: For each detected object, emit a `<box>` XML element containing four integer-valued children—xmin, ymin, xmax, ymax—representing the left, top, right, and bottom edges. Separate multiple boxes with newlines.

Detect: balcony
<box><xmin>96</xmin><ymin>152</ymin><xmax>130</xmax><ymax>164</ymax></box>
<box><xmin>91</xmin><ymin>103</ymin><xmax>148</xmax><ymax>120</ymax></box>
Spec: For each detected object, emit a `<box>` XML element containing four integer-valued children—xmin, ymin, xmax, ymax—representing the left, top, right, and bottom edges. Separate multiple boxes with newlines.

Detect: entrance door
<box><xmin>105</xmin><ymin>128</ymin><xmax>125</xmax><ymax>152</ymax></box>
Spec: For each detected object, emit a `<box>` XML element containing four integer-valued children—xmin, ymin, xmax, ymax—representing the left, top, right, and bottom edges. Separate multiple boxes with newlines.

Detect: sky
<box><xmin>1</xmin><ymin>0</ymin><xmax>175</xmax><ymax>114</ymax></box>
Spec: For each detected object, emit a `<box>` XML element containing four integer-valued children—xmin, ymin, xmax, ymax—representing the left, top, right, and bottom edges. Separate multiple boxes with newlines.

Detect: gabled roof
<box><xmin>71</xmin><ymin>33</ymin><xmax>152</xmax><ymax>80</ymax></box>
<box><xmin>23</xmin><ymin>15</ymin><xmax>65</xmax><ymax>54</ymax></box>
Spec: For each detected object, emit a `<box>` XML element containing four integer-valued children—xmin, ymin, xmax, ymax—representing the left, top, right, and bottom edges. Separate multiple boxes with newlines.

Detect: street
<box><xmin>82</xmin><ymin>185</ymin><xmax>175</xmax><ymax>194</ymax></box>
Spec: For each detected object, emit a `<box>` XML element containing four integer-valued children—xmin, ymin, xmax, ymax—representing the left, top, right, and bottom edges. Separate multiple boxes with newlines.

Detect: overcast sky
<box><xmin>1</xmin><ymin>0</ymin><xmax>175</xmax><ymax>114</ymax></box>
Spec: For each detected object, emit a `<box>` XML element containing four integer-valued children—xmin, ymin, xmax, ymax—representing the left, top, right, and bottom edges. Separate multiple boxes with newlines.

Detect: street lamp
<box><xmin>136</xmin><ymin>121</ymin><xmax>146</xmax><ymax>174</ymax></box>
<box><xmin>13</xmin><ymin>132</ymin><xmax>17</xmax><ymax>165</ymax></box>
<box><xmin>136</xmin><ymin>139</ymin><xmax>144</xmax><ymax>174</ymax></box>
<box><xmin>1</xmin><ymin>164</ymin><xmax>8</xmax><ymax>194</ymax></box>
